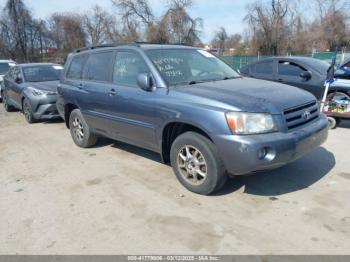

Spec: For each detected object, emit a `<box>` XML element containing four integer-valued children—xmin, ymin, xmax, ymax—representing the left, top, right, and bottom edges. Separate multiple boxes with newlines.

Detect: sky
<box><xmin>0</xmin><ymin>0</ymin><xmax>249</xmax><ymax>42</ymax></box>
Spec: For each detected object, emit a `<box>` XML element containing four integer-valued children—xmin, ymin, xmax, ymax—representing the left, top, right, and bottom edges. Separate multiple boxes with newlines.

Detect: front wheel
<box><xmin>170</xmin><ymin>132</ymin><xmax>227</xmax><ymax>195</ymax></box>
<box><xmin>23</xmin><ymin>98</ymin><xmax>36</xmax><ymax>124</ymax></box>
<box><xmin>69</xmin><ymin>109</ymin><xmax>97</xmax><ymax>148</ymax></box>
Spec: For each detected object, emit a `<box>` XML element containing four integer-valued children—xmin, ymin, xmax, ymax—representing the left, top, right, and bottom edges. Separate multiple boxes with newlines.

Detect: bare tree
<box><xmin>0</xmin><ymin>0</ymin><xmax>52</xmax><ymax>62</ymax></box>
<box><xmin>83</xmin><ymin>5</ymin><xmax>115</xmax><ymax>46</ymax></box>
<box><xmin>212</xmin><ymin>27</ymin><xmax>228</xmax><ymax>55</ymax></box>
<box><xmin>245</xmin><ymin>0</ymin><xmax>291</xmax><ymax>55</ymax></box>
<box><xmin>48</xmin><ymin>13</ymin><xmax>86</xmax><ymax>52</ymax></box>
<box><xmin>161</xmin><ymin>0</ymin><xmax>202</xmax><ymax>45</ymax></box>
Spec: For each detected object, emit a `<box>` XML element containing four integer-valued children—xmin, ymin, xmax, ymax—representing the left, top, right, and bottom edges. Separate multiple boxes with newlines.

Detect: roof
<box><xmin>18</xmin><ymin>63</ymin><xmax>60</xmax><ymax>67</ymax></box>
<box><xmin>74</xmin><ymin>42</ymin><xmax>196</xmax><ymax>54</ymax></box>
<box><xmin>0</xmin><ymin>60</ymin><xmax>16</xmax><ymax>63</ymax></box>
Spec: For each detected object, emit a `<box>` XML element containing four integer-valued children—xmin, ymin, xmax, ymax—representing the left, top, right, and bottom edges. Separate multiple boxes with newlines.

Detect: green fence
<box><xmin>219</xmin><ymin>52</ymin><xmax>350</xmax><ymax>70</ymax></box>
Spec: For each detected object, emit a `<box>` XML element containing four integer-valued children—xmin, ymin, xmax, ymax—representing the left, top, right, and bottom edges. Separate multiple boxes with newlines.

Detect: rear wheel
<box><xmin>3</xmin><ymin>93</ymin><xmax>14</xmax><ymax>112</ymax></box>
<box><xmin>170</xmin><ymin>132</ymin><xmax>227</xmax><ymax>195</ymax></box>
<box><xmin>23</xmin><ymin>98</ymin><xmax>36</xmax><ymax>124</ymax></box>
<box><xmin>69</xmin><ymin>109</ymin><xmax>97</xmax><ymax>148</ymax></box>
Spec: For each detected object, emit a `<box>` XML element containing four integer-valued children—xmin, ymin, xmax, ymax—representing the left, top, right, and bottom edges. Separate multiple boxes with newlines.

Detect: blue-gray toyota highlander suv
<box><xmin>56</xmin><ymin>43</ymin><xmax>328</xmax><ymax>195</ymax></box>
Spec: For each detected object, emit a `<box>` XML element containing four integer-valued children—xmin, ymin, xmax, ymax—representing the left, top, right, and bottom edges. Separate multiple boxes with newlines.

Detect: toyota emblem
<box><xmin>303</xmin><ymin>110</ymin><xmax>311</xmax><ymax>120</ymax></box>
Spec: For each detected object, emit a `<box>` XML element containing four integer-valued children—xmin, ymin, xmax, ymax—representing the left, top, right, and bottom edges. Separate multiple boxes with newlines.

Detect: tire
<box><xmin>22</xmin><ymin>98</ymin><xmax>36</xmax><ymax>124</ymax></box>
<box><xmin>3</xmin><ymin>93</ymin><xmax>14</xmax><ymax>112</ymax></box>
<box><xmin>170</xmin><ymin>131</ymin><xmax>227</xmax><ymax>195</ymax></box>
<box><xmin>327</xmin><ymin>117</ymin><xmax>337</xmax><ymax>129</ymax></box>
<box><xmin>69</xmin><ymin>109</ymin><xmax>97</xmax><ymax>148</ymax></box>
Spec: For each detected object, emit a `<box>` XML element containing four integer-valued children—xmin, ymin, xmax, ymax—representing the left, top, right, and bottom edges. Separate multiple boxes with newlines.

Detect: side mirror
<box><xmin>15</xmin><ymin>77</ymin><xmax>22</xmax><ymax>84</ymax></box>
<box><xmin>300</xmin><ymin>71</ymin><xmax>311</xmax><ymax>81</ymax></box>
<box><xmin>137</xmin><ymin>73</ymin><xmax>154</xmax><ymax>91</ymax></box>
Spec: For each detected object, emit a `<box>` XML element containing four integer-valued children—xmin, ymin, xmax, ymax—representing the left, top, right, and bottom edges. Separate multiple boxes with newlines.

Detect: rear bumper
<box><xmin>214</xmin><ymin>114</ymin><xmax>329</xmax><ymax>175</ymax></box>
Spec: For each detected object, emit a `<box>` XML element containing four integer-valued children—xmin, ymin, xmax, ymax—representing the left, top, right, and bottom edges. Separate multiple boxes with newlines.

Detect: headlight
<box><xmin>225</xmin><ymin>112</ymin><xmax>277</xmax><ymax>134</ymax></box>
<box><xmin>31</xmin><ymin>88</ymin><xmax>44</xmax><ymax>96</ymax></box>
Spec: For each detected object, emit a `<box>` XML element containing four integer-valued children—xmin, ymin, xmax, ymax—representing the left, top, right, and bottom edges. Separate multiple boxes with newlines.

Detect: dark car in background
<box><xmin>335</xmin><ymin>58</ymin><xmax>350</xmax><ymax>80</ymax></box>
<box><xmin>2</xmin><ymin>63</ymin><xmax>63</xmax><ymax>123</ymax></box>
<box><xmin>0</xmin><ymin>60</ymin><xmax>17</xmax><ymax>101</ymax></box>
<box><xmin>239</xmin><ymin>57</ymin><xmax>350</xmax><ymax>100</ymax></box>
<box><xmin>56</xmin><ymin>43</ymin><xmax>328</xmax><ymax>195</ymax></box>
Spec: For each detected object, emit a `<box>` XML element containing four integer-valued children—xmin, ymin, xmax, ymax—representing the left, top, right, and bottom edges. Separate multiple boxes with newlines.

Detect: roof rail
<box><xmin>134</xmin><ymin>41</ymin><xmax>192</xmax><ymax>46</ymax></box>
<box><xmin>74</xmin><ymin>41</ymin><xmax>193</xmax><ymax>53</ymax></box>
<box><xmin>74</xmin><ymin>43</ymin><xmax>138</xmax><ymax>53</ymax></box>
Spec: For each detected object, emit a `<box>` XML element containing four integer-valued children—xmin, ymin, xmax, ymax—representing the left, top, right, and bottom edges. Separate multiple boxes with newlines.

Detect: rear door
<box><xmin>251</xmin><ymin>59</ymin><xmax>276</xmax><ymax>81</ymax></box>
<box><xmin>276</xmin><ymin>60</ymin><xmax>321</xmax><ymax>98</ymax></box>
<box><xmin>7</xmin><ymin>66</ymin><xmax>23</xmax><ymax>107</ymax></box>
<box><xmin>76</xmin><ymin>51</ymin><xmax>115</xmax><ymax>135</ymax></box>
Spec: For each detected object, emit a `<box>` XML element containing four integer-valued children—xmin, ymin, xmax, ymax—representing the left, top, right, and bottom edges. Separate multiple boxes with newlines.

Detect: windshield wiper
<box><xmin>223</xmin><ymin>76</ymin><xmax>239</xmax><ymax>80</ymax></box>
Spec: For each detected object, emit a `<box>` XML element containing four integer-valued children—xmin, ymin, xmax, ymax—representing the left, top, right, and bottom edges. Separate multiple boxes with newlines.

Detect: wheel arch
<box><xmin>160</xmin><ymin>120</ymin><xmax>214</xmax><ymax>163</ymax></box>
<box><xmin>64</xmin><ymin>103</ymin><xmax>79</xmax><ymax>128</ymax></box>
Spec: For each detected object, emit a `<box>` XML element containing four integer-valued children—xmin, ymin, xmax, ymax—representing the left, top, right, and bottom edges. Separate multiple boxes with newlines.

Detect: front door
<box><xmin>276</xmin><ymin>60</ymin><xmax>321</xmax><ymax>98</ymax></box>
<box><xmin>107</xmin><ymin>50</ymin><xmax>158</xmax><ymax>151</ymax></box>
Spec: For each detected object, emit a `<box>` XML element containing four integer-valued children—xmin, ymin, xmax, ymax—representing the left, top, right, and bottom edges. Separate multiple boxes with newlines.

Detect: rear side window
<box><xmin>278</xmin><ymin>61</ymin><xmax>306</xmax><ymax>76</ymax></box>
<box><xmin>84</xmin><ymin>51</ymin><xmax>114</xmax><ymax>82</ymax></box>
<box><xmin>67</xmin><ymin>55</ymin><xmax>86</xmax><ymax>79</ymax></box>
<box><xmin>113</xmin><ymin>51</ymin><xmax>149</xmax><ymax>86</ymax></box>
<box><xmin>255</xmin><ymin>61</ymin><xmax>273</xmax><ymax>74</ymax></box>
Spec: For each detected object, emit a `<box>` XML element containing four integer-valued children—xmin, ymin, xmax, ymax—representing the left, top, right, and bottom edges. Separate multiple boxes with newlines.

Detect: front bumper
<box><xmin>33</xmin><ymin>103</ymin><xmax>60</xmax><ymax>120</ymax></box>
<box><xmin>214</xmin><ymin>114</ymin><xmax>329</xmax><ymax>175</ymax></box>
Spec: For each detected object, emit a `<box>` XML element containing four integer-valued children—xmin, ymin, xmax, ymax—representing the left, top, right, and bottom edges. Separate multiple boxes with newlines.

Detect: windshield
<box><xmin>146</xmin><ymin>49</ymin><xmax>240</xmax><ymax>86</ymax></box>
<box><xmin>0</xmin><ymin>63</ymin><xmax>14</xmax><ymax>75</ymax></box>
<box><xmin>23</xmin><ymin>65</ymin><xmax>63</xmax><ymax>82</ymax></box>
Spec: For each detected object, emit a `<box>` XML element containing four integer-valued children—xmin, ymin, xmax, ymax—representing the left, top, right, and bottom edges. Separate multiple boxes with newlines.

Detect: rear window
<box><xmin>67</xmin><ymin>55</ymin><xmax>86</xmax><ymax>79</ymax></box>
<box><xmin>83</xmin><ymin>51</ymin><xmax>114</xmax><ymax>82</ymax></box>
<box><xmin>254</xmin><ymin>61</ymin><xmax>273</xmax><ymax>74</ymax></box>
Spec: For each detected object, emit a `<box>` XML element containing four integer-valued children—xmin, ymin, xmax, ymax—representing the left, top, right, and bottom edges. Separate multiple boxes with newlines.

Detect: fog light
<box><xmin>258</xmin><ymin>147</ymin><xmax>276</xmax><ymax>161</ymax></box>
<box><xmin>258</xmin><ymin>147</ymin><xmax>268</xmax><ymax>160</ymax></box>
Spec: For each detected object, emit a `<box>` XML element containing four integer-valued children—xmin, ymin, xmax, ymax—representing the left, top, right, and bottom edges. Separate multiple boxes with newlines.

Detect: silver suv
<box><xmin>0</xmin><ymin>60</ymin><xmax>17</xmax><ymax>101</ymax></box>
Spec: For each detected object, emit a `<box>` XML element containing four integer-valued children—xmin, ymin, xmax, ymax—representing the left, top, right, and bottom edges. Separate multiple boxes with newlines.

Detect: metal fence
<box><xmin>219</xmin><ymin>52</ymin><xmax>350</xmax><ymax>70</ymax></box>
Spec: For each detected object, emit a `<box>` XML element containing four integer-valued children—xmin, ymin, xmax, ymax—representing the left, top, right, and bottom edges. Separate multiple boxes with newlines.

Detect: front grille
<box><xmin>284</xmin><ymin>101</ymin><xmax>319</xmax><ymax>130</ymax></box>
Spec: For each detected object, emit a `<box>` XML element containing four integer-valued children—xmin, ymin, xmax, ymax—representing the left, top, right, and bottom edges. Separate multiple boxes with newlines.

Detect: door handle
<box><xmin>277</xmin><ymin>79</ymin><xmax>284</xmax><ymax>82</ymax></box>
<box><xmin>107</xmin><ymin>89</ymin><xmax>117</xmax><ymax>96</ymax></box>
<box><xmin>78</xmin><ymin>83</ymin><xmax>84</xmax><ymax>89</ymax></box>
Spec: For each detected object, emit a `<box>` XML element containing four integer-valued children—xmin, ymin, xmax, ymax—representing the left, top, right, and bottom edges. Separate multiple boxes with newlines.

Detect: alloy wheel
<box><xmin>72</xmin><ymin>117</ymin><xmax>84</xmax><ymax>142</ymax></box>
<box><xmin>23</xmin><ymin>101</ymin><xmax>32</xmax><ymax>122</ymax></box>
<box><xmin>177</xmin><ymin>145</ymin><xmax>207</xmax><ymax>186</ymax></box>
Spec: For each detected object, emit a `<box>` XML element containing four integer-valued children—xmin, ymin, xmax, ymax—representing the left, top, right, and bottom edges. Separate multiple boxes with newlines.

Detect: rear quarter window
<box><xmin>66</xmin><ymin>55</ymin><xmax>86</xmax><ymax>79</ymax></box>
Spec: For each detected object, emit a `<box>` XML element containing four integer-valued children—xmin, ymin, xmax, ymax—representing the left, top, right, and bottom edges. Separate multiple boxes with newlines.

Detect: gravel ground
<box><xmin>0</xmin><ymin>105</ymin><xmax>349</xmax><ymax>255</ymax></box>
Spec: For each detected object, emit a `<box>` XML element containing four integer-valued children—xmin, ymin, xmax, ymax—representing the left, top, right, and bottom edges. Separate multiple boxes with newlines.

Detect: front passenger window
<box><xmin>113</xmin><ymin>52</ymin><xmax>149</xmax><ymax>86</ymax></box>
<box><xmin>278</xmin><ymin>61</ymin><xmax>306</xmax><ymax>77</ymax></box>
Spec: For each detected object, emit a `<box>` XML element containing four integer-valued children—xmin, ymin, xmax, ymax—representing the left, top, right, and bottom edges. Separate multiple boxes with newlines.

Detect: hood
<box><xmin>170</xmin><ymin>77</ymin><xmax>316</xmax><ymax>114</ymax></box>
<box><xmin>26</xmin><ymin>81</ymin><xmax>59</xmax><ymax>92</ymax></box>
